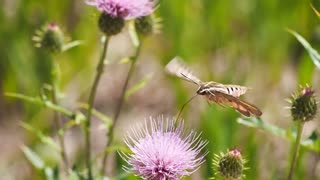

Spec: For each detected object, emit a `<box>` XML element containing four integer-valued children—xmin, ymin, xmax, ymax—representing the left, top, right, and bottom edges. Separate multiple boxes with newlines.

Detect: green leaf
<box><xmin>62</xmin><ymin>40</ymin><xmax>83</xmax><ymax>52</ymax></box>
<box><xmin>287</xmin><ymin>29</ymin><xmax>320</xmax><ymax>69</ymax></box>
<box><xmin>68</xmin><ymin>171</ymin><xmax>81</xmax><ymax>180</ymax></box>
<box><xmin>111</xmin><ymin>172</ymin><xmax>131</xmax><ymax>180</ymax></box>
<box><xmin>94</xmin><ymin>145</ymin><xmax>130</xmax><ymax>162</ymax></box>
<box><xmin>79</xmin><ymin>103</ymin><xmax>112</xmax><ymax>129</ymax></box>
<box><xmin>44</xmin><ymin>166</ymin><xmax>60</xmax><ymax>180</ymax></box>
<box><xmin>21</xmin><ymin>146</ymin><xmax>45</xmax><ymax>170</ymax></box>
<box><xmin>125</xmin><ymin>74</ymin><xmax>152</xmax><ymax>101</ymax></box>
<box><xmin>61</xmin><ymin>112</ymin><xmax>86</xmax><ymax>132</ymax></box>
<box><xmin>105</xmin><ymin>145</ymin><xmax>131</xmax><ymax>154</ymax></box>
<box><xmin>310</xmin><ymin>3</ymin><xmax>320</xmax><ymax>18</ymax></box>
<box><xmin>128</xmin><ymin>21</ymin><xmax>140</xmax><ymax>48</ymax></box>
<box><xmin>21</xmin><ymin>122</ymin><xmax>60</xmax><ymax>152</ymax></box>
<box><xmin>119</xmin><ymin>57</ymin><xmax>131</xmax><ymax>64</ymax></box>
<box><xmin>237</xmin><ymin>117</ymin><xmax>320</xmax><ymax>153</ymax></box>
<box><xmin>68</xmin><ymin>165</ymin><xmax>86</xmax><ymax>180</ymax></box>
<box><xmin>5</xmin><ymin>92</ymin><xmax>75</xmax><ymax>118</ymax></box>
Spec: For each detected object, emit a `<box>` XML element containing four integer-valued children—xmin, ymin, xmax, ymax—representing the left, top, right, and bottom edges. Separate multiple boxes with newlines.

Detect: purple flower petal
<box><xmin>120</xmin><ymin>117</ymin><xmax>208</xmax><ymax>179</ymax></box>
<box><xmin>86</xmin><ymin>0</ymin><xmax>157</xmax><ymax>19</ymax></box>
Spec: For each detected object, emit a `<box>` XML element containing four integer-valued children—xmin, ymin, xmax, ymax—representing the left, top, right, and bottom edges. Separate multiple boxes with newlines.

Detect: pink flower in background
<box><xmin>120</xmin><ymin>117</ymin><xmax>208</xmax><ymax>180</ymax></box>
<box><xmin>86</xmin><ymin>0</ymin><xmax>157</xmax><ymax>19</ymax></box>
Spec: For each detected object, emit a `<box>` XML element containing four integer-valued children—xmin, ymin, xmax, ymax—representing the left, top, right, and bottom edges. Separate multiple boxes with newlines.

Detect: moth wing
<box><xmin>165</xmin><ymin>57</ymin><xmax>202</xmax><ymax>85</ymax></box>
<box><xmin>207</xmin><ymin>92</ymin><xmax>262</xmax><ymax>117</ymax></box>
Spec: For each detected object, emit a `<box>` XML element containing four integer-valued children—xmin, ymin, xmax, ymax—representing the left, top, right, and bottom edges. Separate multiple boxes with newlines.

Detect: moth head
<box><xmin>196</xmin><ymin>86</ymin><xmax>207</xmax><ymax>95</ymax></box>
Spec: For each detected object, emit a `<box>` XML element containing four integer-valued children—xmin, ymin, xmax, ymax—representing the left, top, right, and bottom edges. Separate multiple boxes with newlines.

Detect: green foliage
<box><xmin>124</xmin><ymin>74</ymin><xmax>152</xmax><ymax>101</ymax></box>
<box><xmin>237</xmin><ymin>118</ymin><xmax>320</xmax><ymax>153</ymax></box>
<box><xmin>2</xmin><ymin>0</ymin><xmax>320</xmax><ymax>179</ymax></box>
<box><xmin>287</xmin><ymin>29</ymin><xmax>320</xmax><ymax>69</ymax></box>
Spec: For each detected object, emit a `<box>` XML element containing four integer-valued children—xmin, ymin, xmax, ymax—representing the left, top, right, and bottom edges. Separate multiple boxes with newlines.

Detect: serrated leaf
<box><xmin>21</xmin><ymin>122</ymin><xmax>60</xmax><ymax>152</ymax></box>
<box><xmin>125</xmin><ymin>74</ymin><xmax>152</xmax><ymax>101</ymax></box>
<box><xmin>287</xmin><ymin>29</ymin><xmax>320</xmax><ymax>69</ymax></box>
<box><xmin>21</xmin><ymin>146</ymin><xmax>45</xmax><ymax>170</ymax></box>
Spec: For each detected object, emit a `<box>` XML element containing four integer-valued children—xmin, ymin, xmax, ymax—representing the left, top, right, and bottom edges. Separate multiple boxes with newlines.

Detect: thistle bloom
<box><xmin>290</xmin><ymin>85</ymin><xmax>317</xmax><ymax>122</ymax></box>
<box><xmin>212</xmin><ymin>149</ymin><xmax>247</xmax><ymax>180</ymax></box>
<box><xmin>120</xmin><ymin>117</ymin><xmax>208</xmax><ymax>180</ymax></box>
<box><xmin>86</xmin><ymin>0</ymin><xmax>157</xmax><ymax>19</ymax></box>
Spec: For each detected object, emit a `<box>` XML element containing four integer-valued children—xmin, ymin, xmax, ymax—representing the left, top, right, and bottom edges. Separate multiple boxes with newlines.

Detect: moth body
<box><xmin>165</xmin><ymin>57</ymin><xmax>262</xmax><ymax>117</ymax></box>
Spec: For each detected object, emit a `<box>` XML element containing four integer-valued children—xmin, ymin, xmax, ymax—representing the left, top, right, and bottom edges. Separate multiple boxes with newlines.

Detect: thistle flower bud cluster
<box><xmin>86</xmin><ymin>0</ymin><xmax>157</xmax><ymax>35</ymax></box>
<box><xmin>33</xmin><ymin>23</ymin><xmax>65</xmax><ymax>53</ymax></box>
<box><xmin>134</xmin><ymin>14</ymin><xmax>162</xmax><ymax>36</ymax></box>
<box><xmin>98</xmin><ymin>13</ymin><xmax>125</xmax><ymax>35</ymax></box>
<box><xmin>290</xmin><ymin>86</ymin><xmax>317</xmax><ymax>122</ymax></box>
<box><xmin>212</xmin><ymin>149</ymin><xmax>247</xmax><ymax>180</ymax></box>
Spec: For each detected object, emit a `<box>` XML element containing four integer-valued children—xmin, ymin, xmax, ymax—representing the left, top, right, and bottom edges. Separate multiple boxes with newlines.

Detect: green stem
<box><xmin>287</xmin><ymin>122</ymin><xmax>304</xmax><ymax>180</ymax></box>
<box><xmin>101</xmin><ymin>42</ymin><xmax>142</xmax><ymax>175</ymax></box>
<box><xmin>51</xmin><ymin>61</ymin><xmax>69</xmax><ymax>172</ymax></box>
<box><xmin>85</xmin><ymin>36</ymin><xmax>109</xmax><ymax>180</ymax></box>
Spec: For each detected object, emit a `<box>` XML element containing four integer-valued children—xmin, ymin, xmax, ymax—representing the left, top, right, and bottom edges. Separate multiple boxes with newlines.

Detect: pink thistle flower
<box><xmin>120</xmin><ymin>117</ymin><xmax>208</xmax><ymax>180</ymax></box>
<box><xmin>86</xmin><ymin>0</ymin><xmax>157</xmax><ymax>19</ymax></box>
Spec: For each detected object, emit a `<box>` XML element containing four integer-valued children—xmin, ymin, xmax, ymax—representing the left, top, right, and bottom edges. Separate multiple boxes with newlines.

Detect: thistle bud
<box><xmin>98</xmin><ymin>13</ymin><xmax>124</xmax><ymax>36</ymax></box>
<box><xmin>33</xmin><ymin>23</ymin><xmax>65</xmax><ymax>53</ymax></box>
<box><xmin>212</xmin><ymin>149</ymin><xmax>246</xmax><ymax>179</ymax></box>
<box><xmin>290</xmin><ymin>86</ymin><xmax>317</xmax><ymax>122</ymax></box>
<box><xmin>134</xmin><ymin>14</ymin><xmax>162</xmax><ymax>36</ymax></box>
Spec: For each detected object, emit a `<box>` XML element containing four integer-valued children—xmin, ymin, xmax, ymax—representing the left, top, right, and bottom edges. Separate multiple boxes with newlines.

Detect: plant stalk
<box><xmin>101</xmin><ymin>42</ymin><xmax>141</xmax><ymax>174</ymax></box>
<box><xmin>51</xmin><ymin>60</ymin><xmax>69</xmax><ymax>173</ymax></box>
<box><xmin>287</xmin><ymin>122</ymin><xmax>304</xmax><ymax>180</ymax></box>
<box><xmin>85</xmin><ymin>36</ymin><xmax>110</xmax><ymax>180</ymax></box>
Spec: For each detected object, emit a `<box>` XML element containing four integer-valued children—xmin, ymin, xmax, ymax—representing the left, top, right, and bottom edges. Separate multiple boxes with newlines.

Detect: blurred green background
<box><xmin>1</xmin><ymin>0</ymin><xmax>320</xmax><ymax>179</ymax></box>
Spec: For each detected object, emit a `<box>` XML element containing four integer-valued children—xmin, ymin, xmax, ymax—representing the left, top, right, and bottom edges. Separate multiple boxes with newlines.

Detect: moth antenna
<box><xmin>180</xmin><ymin>73</ymin><xmax>201</xmax><ymax>86</ymax></box>
<box><xmin>175</xmin><ymin>94</ymin><xmax>198</xmax><ymax>122</ymax></box>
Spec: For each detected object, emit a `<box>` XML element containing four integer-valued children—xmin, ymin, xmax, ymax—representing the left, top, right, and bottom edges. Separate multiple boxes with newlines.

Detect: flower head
<box><xmin>86</xmin><ymin>0</ymin><xmax>157</xmax><ymax>19</ymax></box>
<box><xmin>290</xmin><ymin>85</ymin><xmax>317</xmax><ymax>122</ymax></box>
<box><xmin>33</xmin><ymin>22</ymin><xmax>65</xmax><ymax>53</ymax></box>
<box><xmin>120</xmin><ymin>117</ymin><xmax>208</xmax><ymax>180</ymax></box>
<box><xmin>135</xmin><ymin>14</ymin><xmax>162</xmax><ymax>36</ymax></box>
<box><xmin>212</xmin><ymin>149</ymin><xmax>247</xmax><ymax>180</ymax></box>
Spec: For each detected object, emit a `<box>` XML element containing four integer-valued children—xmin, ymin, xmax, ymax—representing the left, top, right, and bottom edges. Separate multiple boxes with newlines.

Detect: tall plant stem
<box><xmin>85</xmin><ymin>36</ymin><xmax>110</xmax><ymax>180</ymax></box>
<box><xmin>51</xmin><ymin>60</ymin><xmax>69</xmax><ymax>173</ymax></box>
<box><xmin>287</xmin><ymin>122</ymin><xmax>304</xmax><ymax>180</ymax></box>
<box><xmin>101</xmin><ymin>43</ymin><xmax>141</xmax><ymax>174</ymax></box>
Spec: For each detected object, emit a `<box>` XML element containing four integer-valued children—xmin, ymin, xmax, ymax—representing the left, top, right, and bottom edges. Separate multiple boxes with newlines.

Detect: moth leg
<box><xmin>204</xmin><ymin>82</ymin><xmax>214</xmax><ymax>87</ymax></box>
<box><xmin>207</xmin><ymin>90</ymin><xmax>215</xmax><ymax>97</ymax></box>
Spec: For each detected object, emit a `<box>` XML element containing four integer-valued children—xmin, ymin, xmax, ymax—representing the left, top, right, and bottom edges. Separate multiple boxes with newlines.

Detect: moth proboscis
<box><xmin>165</xmin><ymin>57</ymin><xmax>262</xmax><ymax>117</ymax></box>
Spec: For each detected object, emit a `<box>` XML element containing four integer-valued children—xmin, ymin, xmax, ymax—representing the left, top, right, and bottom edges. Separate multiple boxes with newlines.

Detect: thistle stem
<box><xmin>287</xmin><ymin>122</ymin><xmax>304</xmax><ymax>180</ymax></box>
<box><xmin>101</xmin><ymin>42</ymin><xmax>141</xmax><ymax>175</ymax></box>
<box><xmin>85</xmin><ymin>36</ymin><xmax>109</xmax><ymax>180</ymax></box>
<box><xmin>51</xmin><ymin>60</ymin><xmax>69</xmax><ymax>173</ymax></box>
